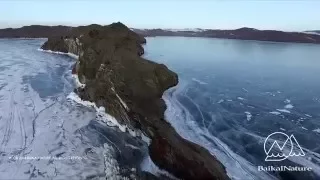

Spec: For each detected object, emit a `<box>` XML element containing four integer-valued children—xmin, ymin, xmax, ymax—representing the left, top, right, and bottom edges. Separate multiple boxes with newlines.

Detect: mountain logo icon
<box><xmin>264</xmin><ymin>132</ymin><xmax>305</xmax><ymax>161</ymax></box>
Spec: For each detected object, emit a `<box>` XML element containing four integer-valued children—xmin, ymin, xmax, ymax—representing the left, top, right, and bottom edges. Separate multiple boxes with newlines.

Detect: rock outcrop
<box><xmin>41</xmin><ymin>37</ymin><xmax>69</xmax><ymax>53</ymax></box>
<box><xmin>41</xmin><ymin>37</ymin><xmax>82</xmax><ymax>55</ymax></box>
<box><xmin>40</xmin><ymin>22</ymin><xmax>229</xmax><ymax>180</ymax></box>
<box><xmin>149</xmin><ymin>124</ymin><xmax>229</xmax><ymax>180</ymax></box>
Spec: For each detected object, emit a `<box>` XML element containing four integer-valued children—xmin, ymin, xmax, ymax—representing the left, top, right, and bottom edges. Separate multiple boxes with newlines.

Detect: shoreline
<box><xmin>3</xmin><ymin>36</ymin><xmax>320</xmax><ymax>46</ymax></box>
<box><xmin>132</xmin><ymin>28</ymin><xmax>320</xmax><ymax>45</ymax></box>
<box><xmin>144</xmin><ymin>35</ymin><xmax>320</xmax><ymax>46</ymax></box>
<box><xmin>39</xmin><ymin>47</ymin><xmax>178</xmax><ymax>179</ymax></box>
<box><xmin>39</xmin><ymin>48</ymin><xmax>150</xmax><ymax>141</ymax></box>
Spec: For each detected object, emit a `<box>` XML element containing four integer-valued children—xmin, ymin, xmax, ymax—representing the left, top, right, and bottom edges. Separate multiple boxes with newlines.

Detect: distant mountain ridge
<box><xmin>1</xmin><ymin>25</ymin><xmax>320</xmax><ymax>44</ymax></box>
<box><xmin>0</xmin><ymin>25</ymin><xmax>71</xmax><ymax>38</ymax></box>
<box><xmin>304</xmin><ymin>30</ymin><xmax>320</xmax><ymax>34</ymax></box>
<box><xmin>131</xmin><ymin>27</ymin><xmax>320</xmax><ymax>44</ymax></box>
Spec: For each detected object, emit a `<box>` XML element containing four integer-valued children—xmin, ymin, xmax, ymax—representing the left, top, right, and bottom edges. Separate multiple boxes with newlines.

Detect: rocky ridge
<box><xmin>2</xmin><ymin>25</ymin><xmax>320</xmax><ymax>44</ymax></box>
<box><xmin>0</xmin><ymin>25</ymin><xmax>71</xmax><ymax>38</ymax></box>
<box><xmin>132</xmin><ymin>27</ymin><xmax>320</xmax><ymax>44</ymax></box>
<box><xmin>41</xmin><ymin>22</ymin><xmax>229</xmax><ymax>180</ymax></box>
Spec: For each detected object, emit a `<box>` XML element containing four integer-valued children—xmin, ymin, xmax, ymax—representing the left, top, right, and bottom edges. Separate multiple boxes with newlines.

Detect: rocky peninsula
<box><xmin>40</xmin><ymin>22</ymin><xmax>229</xmax><ymax>180</ymax></box>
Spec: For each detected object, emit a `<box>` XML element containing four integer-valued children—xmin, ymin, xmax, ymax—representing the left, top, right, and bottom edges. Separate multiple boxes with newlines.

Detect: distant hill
<box><xmin>0</xmin><ymin>25</ymin><xmax>72</xmax><ymax>38</ymax></box>
<box><xmin>1</xmin><ymin>25</ymin><xmax>320</xmax><ymax>44</ymax></box>
<box><xmin>305</xmin><ymin>30</ymin><xmax>320</xmax><ymax>34</ymax></box>
<box><xmin>0</xmin><ymin>24</ymin><xmax>124</xmax><ymax>38</ymax></box>
<box><xmin>132</xmin><ymin>27</ymin><xmax>320</xmax><ymax>44</ymax></box>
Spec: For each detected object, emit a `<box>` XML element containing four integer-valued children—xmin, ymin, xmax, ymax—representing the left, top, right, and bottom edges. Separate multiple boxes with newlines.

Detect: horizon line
<box><xmin>0</xmin><ymin>23</ymin><xmax>317</xmax><ymax>33</ymax></box>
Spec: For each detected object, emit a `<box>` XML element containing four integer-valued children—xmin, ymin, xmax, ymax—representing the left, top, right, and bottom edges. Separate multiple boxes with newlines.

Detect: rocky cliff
<box><xmin>41</xmin><ymin>22</ymin><xmax>229</xmax><ymax>180</ymax></box>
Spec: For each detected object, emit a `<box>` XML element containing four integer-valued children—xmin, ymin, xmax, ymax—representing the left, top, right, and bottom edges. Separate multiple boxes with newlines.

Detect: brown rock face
<box><xmin>40</xmin><ymin>22</ymin><xmax>229</xmax><ymax>180</ymax></box>
<box><xmin>41</xmin><ymin>37</ymin><xmax>68</xmax><ymax>53</ymax></box>
<box><xmin>149</xmin><ymin>125</ymin><xmax>230</xmax><ymax>180</ymax></box>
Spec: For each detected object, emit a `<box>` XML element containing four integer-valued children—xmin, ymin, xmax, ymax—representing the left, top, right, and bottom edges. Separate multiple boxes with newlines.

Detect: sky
<box><xmin>1</xmin><ymin>0</ymin><xmax>320</xmax><ymax>31</ymax></box>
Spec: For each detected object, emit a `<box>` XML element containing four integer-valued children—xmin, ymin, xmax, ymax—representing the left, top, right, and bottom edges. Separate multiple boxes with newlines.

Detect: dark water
<box><xmin>0</xmin><ymin>39</ymin><xmax>163</xmax><ymax>179</ymax></box>
<box><xmin>144</xmin><ymin>37</ymin><xmax>320</xmax><ymax>180</ymax></box>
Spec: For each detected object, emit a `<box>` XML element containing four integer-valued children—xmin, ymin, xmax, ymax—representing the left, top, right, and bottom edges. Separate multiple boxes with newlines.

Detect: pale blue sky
<box><xmin>1</xmin><ymin>1</ymin><xmax>320</xmax><ymax>31</ymax></box>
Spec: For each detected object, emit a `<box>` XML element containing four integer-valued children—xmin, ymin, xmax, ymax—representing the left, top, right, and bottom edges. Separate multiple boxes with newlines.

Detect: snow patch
<box><xmin>116</xmin><ymin>94</ymin><xmax>129</xmax><ymax>111</ymax></box>
<box><xmin>66</xmin><ymin>92</ymin><xmax>150</xmax><ymax>144</ymax></box>
<box><xmin>12</xmin><ymin>37</ymin><xmax>48</xmax><ymax>40</ymax></box>
<box><xmin>165</xmin><ymin>28</ymin><xmax>205</xmax><ymax>32</ymax></box>
<box><xmin>284</xmin><ymin>99</ymin><xmax>291</xmax><ymax>104</ymax></box>
<box><xmin>244</xmin><ymin>112</ymin><xmax>252</xmax><ymax>121</ymax></box>
<box><xmin>72</xmin><ymin>74</ymin><xmax>85</xmax><ymax>88</ymax></box>
<box><xmin>303</xmin><ymin>31</ymin><xmax>320</xmax><ymax>35</ymax></box>
<box><xmin>270</xmin><ymin>111</ymin><xmax>281</xmax><ymax>115</ymax></box>
<box><xmin>191</xmin><ymin>78</ymin><xmax>208</xmax><ymax>85</ymax></box>
<box><xmin>284</xmin><ymin>104</ymin><xmax>294</xmax><ymax>109</ymax></box>
<box><xmin>242</xmin><ymin>88</ymin><xmax>249</xmax><ymax>92</ymax></box>
<box><xmin>305</xmin><ymin>114</ymin><xmax>313</xmax><ymax>118</ymax></box>
<box><xmin>67</xmin><ymin>77</ymin><xmax>149</xmax><ymax>142</ymax></box>
<box><xmin>112</xmin><ymin>90</ymin><xmax>129</xmax><ymax>111</ymax></box>
<box><xmin>37</xmin><ymin>48</ymin><xmax>79</xmax><ymax>59</ymax></box>
<box><xmin>277</xmin><ymin>109</ymin><xmax>291</xmax><ymax>113</ymax></box>
<box><xmin>217</xmin><ymin>99</ymin><xmax>224</xmax><ymax>104</ymax></box>
<box><xmin>313</xmin><ymin>129</ymin><xmax>320</xmax><ymax>133</ymax></box>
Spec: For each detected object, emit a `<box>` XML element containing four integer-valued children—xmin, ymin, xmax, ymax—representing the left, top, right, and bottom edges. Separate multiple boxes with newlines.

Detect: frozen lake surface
<box><xmin>144</xmin><ymin>37</ymin><xmax>320</xmax><ymax>180</ymax></box>
<box><xmin>0</xmin><ymin>39</ymin><xmax>155</xmax><ymax>180</ymax></box>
